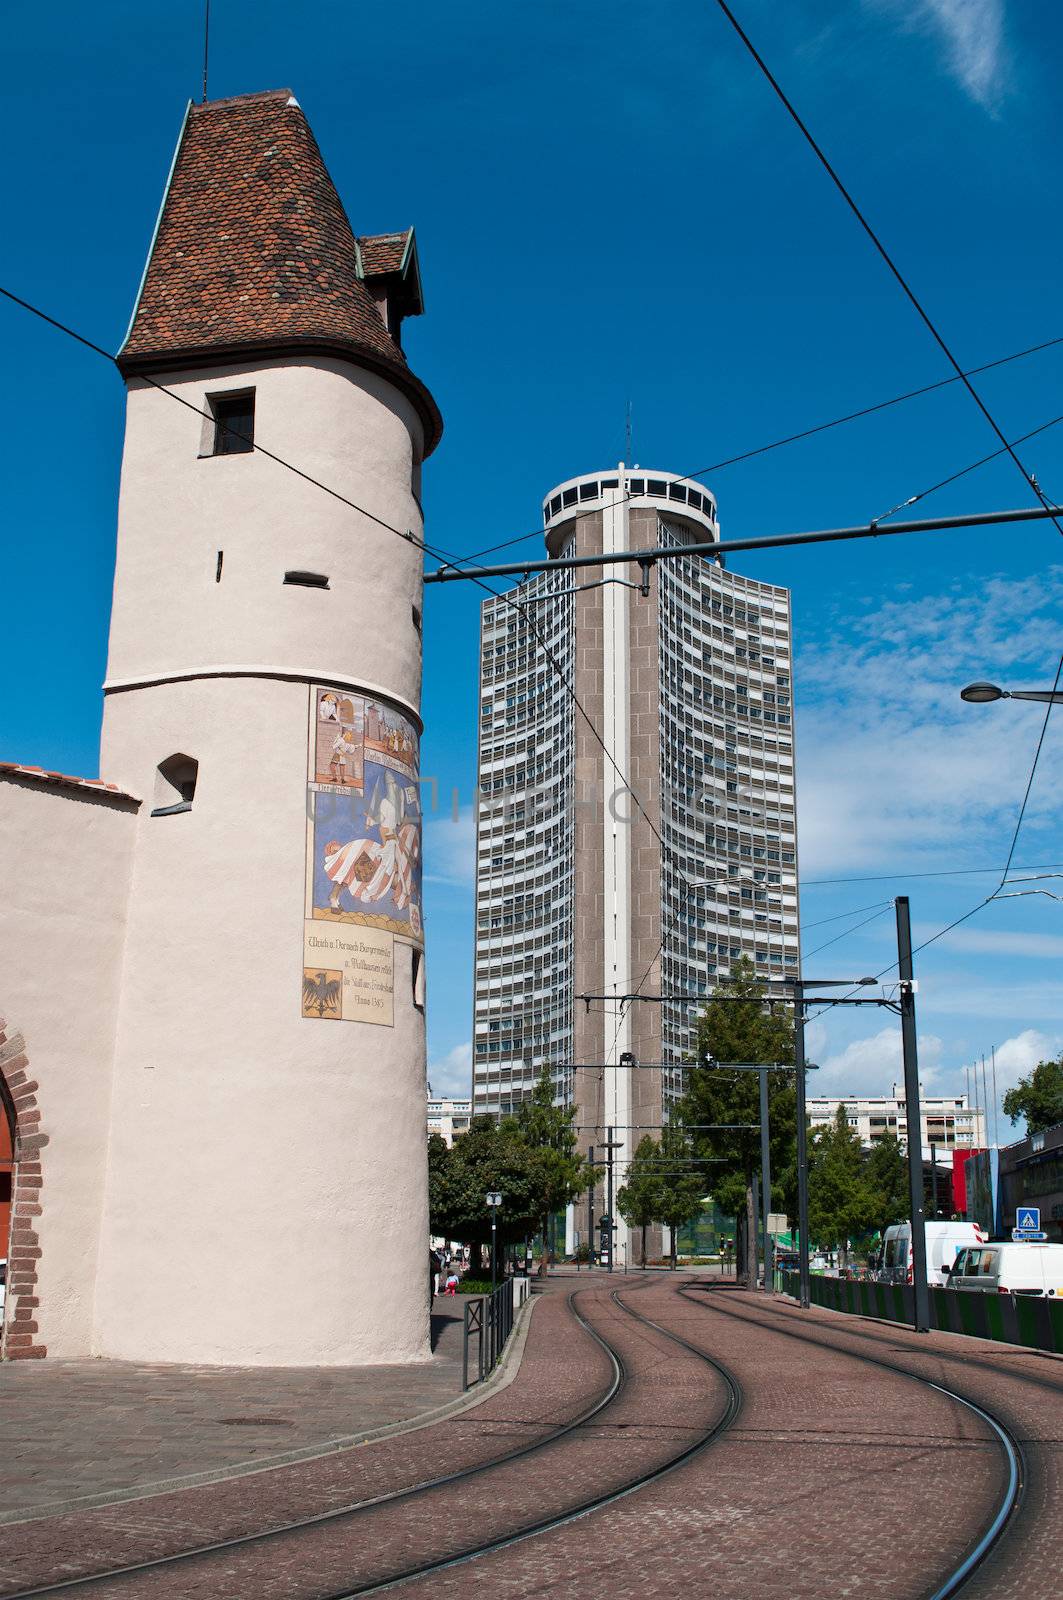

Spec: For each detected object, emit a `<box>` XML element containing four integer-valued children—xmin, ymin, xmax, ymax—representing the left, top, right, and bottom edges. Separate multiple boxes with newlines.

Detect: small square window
<box><xmin>210</xmin><ymin>392</ymin><xmax>255</xmax><ymax>455</ymax></box>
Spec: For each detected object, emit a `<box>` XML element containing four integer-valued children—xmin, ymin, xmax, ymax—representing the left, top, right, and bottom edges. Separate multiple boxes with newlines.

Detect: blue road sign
<box><xmin>1016</xmin><ymin>1207</ymin><xmax>1041</xmax><ymax>1231</ymax></box>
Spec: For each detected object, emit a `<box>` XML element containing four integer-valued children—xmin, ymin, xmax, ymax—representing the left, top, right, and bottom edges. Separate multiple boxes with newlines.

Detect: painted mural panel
<box><xmin>303</xmin><ymin>686</ymin><xmax>422</xmax><ymax>1025</ymax></box>
<box><xmin>301</xmin><ymin>923</ymin><xmax>394</xmax><ymax>1026</ymax></box>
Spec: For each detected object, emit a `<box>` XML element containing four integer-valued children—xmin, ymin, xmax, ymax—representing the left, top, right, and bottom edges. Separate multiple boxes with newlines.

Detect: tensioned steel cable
<box><xmin>0</xmin><ymin>283</ymin><xmax>686</xmax><ymax>1109</ymax></box>
<box><xmin>711</xmin><ymin>0</ymin><xmax>1063</xmax><ymax>541</ymax></box>
<box><xmin>450</xmin><ymin>331</ymin><xmax>1063</xmax><ymax>568</ymax></box>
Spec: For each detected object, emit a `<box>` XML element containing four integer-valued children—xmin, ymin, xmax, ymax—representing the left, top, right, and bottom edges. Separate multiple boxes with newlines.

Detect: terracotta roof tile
<box><xmin>358</xmin><ymin>231</ymin><xmax>410</xmax><ymax>276</ymax></box>
<box><xmin>119</xmin><ymin>90</ymin><xmax>441</xmax><ymax>453</ymax></box>
<box><xmin>0</xmin><ymin>763</ymin><xmax>140</xmax><ymax>804</ymax></box>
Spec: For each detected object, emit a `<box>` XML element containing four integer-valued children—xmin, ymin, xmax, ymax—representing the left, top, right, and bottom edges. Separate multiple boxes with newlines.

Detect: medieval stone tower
<box><xmin>84</xmin><ymin>89</ymin><xmax>442</xmax><ymax>1364</ymax></box>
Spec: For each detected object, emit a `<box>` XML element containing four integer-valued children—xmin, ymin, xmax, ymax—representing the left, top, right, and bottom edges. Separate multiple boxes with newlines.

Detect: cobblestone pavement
<box><xmin>676</xmin><ymin>1285</ymin><xmax>1063</xmax><ymax>1600</ymax></box>
<box><xmin>2</xmin><ymin>1275</ymin><xmax>1060</xmax><ymax>1600</ymax></box>
<box><xmin>0</xmin><ymin>1280</ymin><xmax>615</xmax><ymax>1596</ymax></box>
<box><xmin>409</xmin><ymin>1277</ymin><xmax>1011</xmax><ymax>1600</ymax></box>
<box><xmin>0</xmin><ymin>1302</ymin><xmax>470</xmax><ymax>1520</ymax></box>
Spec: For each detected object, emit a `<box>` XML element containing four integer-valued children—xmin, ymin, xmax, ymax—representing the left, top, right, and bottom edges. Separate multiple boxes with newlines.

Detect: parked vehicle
<box><xmin>880</xmin><ymin>1222</ymin><xmax>986</xmax><ymax>1287</ymax></box>
<box><xmin>945</xmin><ymin>1242</ymin><xmax>1063</xmax><ymax>1298</ymax></box>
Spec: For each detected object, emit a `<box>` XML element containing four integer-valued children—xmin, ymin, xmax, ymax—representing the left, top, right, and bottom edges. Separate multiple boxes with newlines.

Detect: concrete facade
<box><xmin>471</xmin><ymin>467</ymin><xmax>800</xmax><ymax>1263</ymax></box>
<box><xmin>806</xmin><ymin>1085</ymin><xmax>987</xmax><ymax>1152</ymax></box>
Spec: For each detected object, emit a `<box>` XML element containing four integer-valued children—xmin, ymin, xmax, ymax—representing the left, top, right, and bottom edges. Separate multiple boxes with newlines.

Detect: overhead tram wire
<box><xmin>0</xmin><ymin>288</ymin><xmax>706</xmax><ymax>1133</ymax></box>
<box><xmin>711</xmin><ymin>0</ymin><xmax>1063</xmax><ymax>542</ymax></box>
<box><xmin>873</xmin><ymin>410</ymin><xmax>1063</xmax><ymax>527</ymax></box>
<box><xmin>7</xmin><ymin>286</ymin><xmax>1053</xmax><ymax>1082</ymax></box>
<box><xmin>15</xmin><ymin>288</ymin><xmax>1055</xmax><ymax>586</ymax></box>
<box><xmin>0</xmin><ymin>286</ymin><xmax>685</xmax><ymax>944</ymax></box>
<box><xmin>450</xmin><ymin>330</ymin><xmax>1063</xmax><ymax>570</ymax></box>
<box><xmin>807</xmin><ymin>658</ymin><xmax>1063</xmax><ymax>1024</ymax></box>
<box><xmin>803</xmin><ymin>859</ymin><xmax>1063</xmax><ymax>887</ymax></box>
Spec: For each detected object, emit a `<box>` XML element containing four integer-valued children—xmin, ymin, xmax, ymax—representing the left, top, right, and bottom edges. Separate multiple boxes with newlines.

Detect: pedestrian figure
<box><xmin>444</xmin><ymin>1271</ymin><xmax>459</xmax><ymax>1295</ymax></box>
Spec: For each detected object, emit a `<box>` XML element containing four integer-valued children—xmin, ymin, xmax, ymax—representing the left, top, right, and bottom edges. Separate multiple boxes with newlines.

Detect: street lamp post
<box><xmin>960</xmin><ymin>681</ymin><xmax>1063</xmax><ymax>704</ymax></box>
<box><xmin>485</xmin><ymin>1191</ymin><xmax>502</xmax><ymax>1294</ymax></box>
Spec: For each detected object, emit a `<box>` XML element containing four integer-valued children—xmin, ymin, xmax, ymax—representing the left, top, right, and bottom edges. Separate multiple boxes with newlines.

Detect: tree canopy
<box><xmin>807</xmin><ymin>1106</ymin><xmax>878</xmax><ymax>1263</ymax></box>
<box><xmin>508</xmin><ymin>1066</ymin><xmax>597</xmax><ymax>1270</ymax></box>
<box><xmin>679</xmin><ymin>957</ymin><xmax>795</xmax><ymax>1283</ymax></box>
<box><xmin>617</xmin><ymin>1130</ymin><xmax>706</xmax><ymax>1267</ymax></box>
<box><xmin>1002</xmin><ymin>1055</ymin><xmax>1063</xmax><ymax>1136</ymax></box>
<box><xmin>427</xmin><ymin>1117</ymin><xmax>540</xmax><ymax>1263</ymax></box>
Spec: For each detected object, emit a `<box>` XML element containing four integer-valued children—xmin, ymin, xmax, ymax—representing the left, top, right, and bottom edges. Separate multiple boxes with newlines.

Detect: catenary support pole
<box><xmin>794</xmin><ymin>982</ymin><xmax>811</xmax><ymax>1309</ymax></box>
<box><xmin>606</xmin><ymin>1126</ymin><xmax>615</xmax><ymax>1273</ymax></box>
<box><xmin>760</xmin><ymin>1066</ymin><xmax>774</xmax><ymax>1294</ymax></box>
<box><xmin>896</xmin><ymin>897</ymin><xmax>930</xmax><ymax>1333</ymax></box>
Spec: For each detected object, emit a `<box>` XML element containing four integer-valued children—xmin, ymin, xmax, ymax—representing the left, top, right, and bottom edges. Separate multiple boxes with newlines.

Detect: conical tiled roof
<box><xmin>119</xmin><ymin>90</ymin><xmax>441</xmax><ymax>454</ymax></box>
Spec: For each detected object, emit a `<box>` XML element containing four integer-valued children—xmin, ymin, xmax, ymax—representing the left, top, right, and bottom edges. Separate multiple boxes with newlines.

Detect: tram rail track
<box><xmin>679</xmin><ymin>1283</ymin><xmax>1027</xmax><ymax>1600</ymax></box>
<box><xmin>3</xmin><ymin>1278</ymin><xmax>741</xmax><ymax>1600</ymax></box>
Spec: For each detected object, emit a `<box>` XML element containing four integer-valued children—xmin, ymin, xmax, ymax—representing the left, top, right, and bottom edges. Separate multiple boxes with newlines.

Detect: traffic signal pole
<box><xmin>759</xmin><ymin>1065</ymin><xmax>773</xmax><ymax>1294</ymax></box>
<box><xmin>793</xmin><ymin>982</ymin><xmax>811</xmax><ymax>1310</ymax></box>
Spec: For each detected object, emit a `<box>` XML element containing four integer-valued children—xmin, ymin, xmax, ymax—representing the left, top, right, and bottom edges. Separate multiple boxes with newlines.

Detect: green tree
<box><xmin>509</xmin><ymin>1067</ymin><xmax>597</xmax><ymax>1274</ymax></box>
<box><xmin>680</xmin><ymin>958</ymin><xmax>795</xmax><ymax>1287</ymax></box>
<box><xmin>653</xmin><ymin>1127</ymin><xmax>707</xmax><ymax>1270</ymax></box>
<box><xmin>617</xmin><ymin>1136</ymin><xmax>661</xmax><ymax>1268</ymax></box>
<box><xmin>428</xmin><ymin>1116</ymin><xmax>539</xmax><ymax>1274</ymax></box>
<box><xmin>864</xmin><ymin>1131</ymin><xmax>909</xmax><ymax>1234</ymax></box>
<box><xmin>807</xmin><ymin>1106</ymin><xmax>877</xmax><ymax>1266</ymax></box>
<box><xmin>1002</xmin><ymin>1055</ymin><xmax>1063</xmax><ymax>1136</ymax></box>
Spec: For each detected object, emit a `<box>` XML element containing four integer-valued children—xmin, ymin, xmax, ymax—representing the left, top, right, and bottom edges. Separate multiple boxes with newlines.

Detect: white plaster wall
<box><xmin>0</xmin><ymin>778</ymin><xmax>136</xmax><ymax>1356</ymax></box>
<box><xmin>95</xmin><ymin>677</ymin><xmax>430</xmax><ymax>1364</ymax></box>
<box><xmin>95</xmin><ymin>353</ymin><xmax>432</xmax><ymax>1365</ymax></box>
<box><xmin>102</xmin><ymin>357</ymin><xmax>426</xmax><ymax>767</ymax></box>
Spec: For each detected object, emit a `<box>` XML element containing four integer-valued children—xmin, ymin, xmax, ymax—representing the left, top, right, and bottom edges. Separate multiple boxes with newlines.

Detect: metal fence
<box><xmin>779</xmin><ymin>1269</ymin><xmax>1063</xmax><ymax>1354</ymax></box>
<box><xmin>462</xmin><ymin>1279</ymin><xmax>524</xmax><ymax>1391</ymax></box>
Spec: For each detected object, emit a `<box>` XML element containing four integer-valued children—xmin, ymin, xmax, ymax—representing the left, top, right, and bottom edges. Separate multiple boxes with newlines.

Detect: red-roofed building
<box><xmin>0</xmin><ymin>89</ymin><xmax>441</xmax><ymax>1366</ymax></box>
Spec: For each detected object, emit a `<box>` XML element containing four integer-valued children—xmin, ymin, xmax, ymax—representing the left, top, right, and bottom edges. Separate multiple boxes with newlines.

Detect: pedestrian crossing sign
<box><xmin>1016</xmin><ymin>1207</ymin><xmax>1040</xmax><ymax>1231</ymax></box>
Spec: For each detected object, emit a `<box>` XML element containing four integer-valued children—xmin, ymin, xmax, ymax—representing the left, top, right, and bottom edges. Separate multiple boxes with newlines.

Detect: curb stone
<box><xmin>0</xmin><ymin>1295</ymin><xmax>541</xmax><ymax>1527</ymax></box>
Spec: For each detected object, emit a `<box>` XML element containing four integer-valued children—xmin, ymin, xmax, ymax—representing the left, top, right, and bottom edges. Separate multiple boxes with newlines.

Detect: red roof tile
<box><xmin>358</xmin><ymin>231</ymin><xmax>411</xmax><ymax>277</ymax></box>
<box><xmin>0</xmin><ymin>763</ymin><xmax>140</xmax><ymax>804</ymax></box>
<box><xmin>119</xmin><ymin>90</ymin><xmax>441</xmax><ymax>454</ymax></box>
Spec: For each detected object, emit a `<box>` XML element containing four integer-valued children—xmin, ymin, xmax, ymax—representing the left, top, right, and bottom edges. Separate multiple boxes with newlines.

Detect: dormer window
<box><xmin>209</xmin><ymin>391</ymin><xmax>255</xmax><ymax>456</ymax></box>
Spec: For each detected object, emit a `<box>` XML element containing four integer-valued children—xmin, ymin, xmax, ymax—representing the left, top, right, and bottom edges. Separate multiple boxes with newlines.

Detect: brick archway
<box><xmin>0</xmin><ymin>1019</ymin><xmax>47</xmax><ymax>1359</ymax></box>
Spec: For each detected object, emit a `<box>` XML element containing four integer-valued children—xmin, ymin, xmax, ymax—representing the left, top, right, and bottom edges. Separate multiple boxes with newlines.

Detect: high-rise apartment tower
<box><xmin>471</xmin><ymin>467</ymin><xmax>799</xmax><ymax>1257</ymax></box>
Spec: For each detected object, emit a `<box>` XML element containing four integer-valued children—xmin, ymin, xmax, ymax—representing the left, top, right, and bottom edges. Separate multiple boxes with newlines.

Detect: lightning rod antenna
<box><xmin>202</xmin><ymin>0</ymin><xmax>211</xmax><ymax>103</ymax></box>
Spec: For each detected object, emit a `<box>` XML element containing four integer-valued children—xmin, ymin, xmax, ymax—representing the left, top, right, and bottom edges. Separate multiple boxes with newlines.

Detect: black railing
<box><xmin>462</xmin><ymin>1280</ymin><xmax>516</xmax><ymax>1390</ymax></box>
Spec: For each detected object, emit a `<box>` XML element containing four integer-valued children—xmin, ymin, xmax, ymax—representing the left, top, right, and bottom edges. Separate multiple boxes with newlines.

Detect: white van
<box><xmin>946</xmin><ymin>1242</ymin><xmax>1063</xmax><ymax>1298</ymax></box>
<box><xmin>880</xmin><ymin>1222</ymin><xmax>986</xmax><ymax>1287</ymax></box>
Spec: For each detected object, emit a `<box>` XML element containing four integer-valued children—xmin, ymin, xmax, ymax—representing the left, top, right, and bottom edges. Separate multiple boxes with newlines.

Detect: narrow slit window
<box><xmin>284</xmin><ymin>571</ymin><xmax>330</xmax><ymax>589</ymax></box>
<box><xmin>210</xmin><ymin>392</ymin><xmax>255</xmax><ymax>456</ymax></box>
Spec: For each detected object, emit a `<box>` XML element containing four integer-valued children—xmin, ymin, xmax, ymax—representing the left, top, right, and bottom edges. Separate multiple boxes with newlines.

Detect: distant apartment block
<box><xmin>427</xmin><ymin>1095</ymin><xmax>472</xmax><ymax>1147</ymax></box>
<box><xmin>807</xmin><ymin>1085</ymin><xmax>987</xmax><ymax>1152</ymax></box>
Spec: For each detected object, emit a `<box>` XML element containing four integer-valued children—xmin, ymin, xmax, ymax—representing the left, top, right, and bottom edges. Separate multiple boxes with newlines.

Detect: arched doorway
<box><xmin>0</xmin><ymin>1080</ymin><xmax>11</xmax><ymax>1338</ymax></box>
<box><xmin>0</xmin><ymin>1020</ymin><xmax>46</xmax><ymax>1359</ymax></box>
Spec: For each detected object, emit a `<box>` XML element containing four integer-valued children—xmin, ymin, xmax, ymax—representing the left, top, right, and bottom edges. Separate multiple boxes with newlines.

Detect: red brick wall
<box><xmin>0</xmin><ymin>1020</ymin><xmax>47</xmax><ymax>1359</ymax></box>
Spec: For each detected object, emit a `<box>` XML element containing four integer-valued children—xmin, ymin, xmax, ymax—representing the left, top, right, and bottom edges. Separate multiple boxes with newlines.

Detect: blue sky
<box><xmin>2</xmin><ymin>0</ymin><xmax>1061</xmax><ymax>1135</ymax></box>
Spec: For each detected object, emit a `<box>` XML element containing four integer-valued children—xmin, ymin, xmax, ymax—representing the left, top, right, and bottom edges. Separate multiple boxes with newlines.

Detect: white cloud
<box><xmin>935</xmin><ymin>928</ymin><xmax>1063</xmax><ymax>961</ymax></box>
<box><xmin>812</xmin><ymin>1024</ymin><xmax>945</xmax><ymax>1095</ymax></box>
<box><xmin>796</xmin><ymin>569</ymin><xmax>1063</xmax><ymax>875</ymax></box>
<box><xmin>424</xmin><ymin>804</ymin><xmax>476</xmax><ymax>887</ymax></box>
<box><xmin>992</xmin><ymin>1027</ymin><xmax>1062</xmax><ymax>1093</ymax></box>
<box><xmin>869</xmin><ymin>0</ymin><xmax>1010</xmax><ymax>111</ymax></box>
<box><xmin>429</xmin><ymin>1041</ymin><xmax>473</xmax><ymax>1098</ymax></box>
